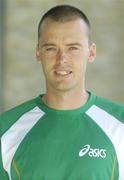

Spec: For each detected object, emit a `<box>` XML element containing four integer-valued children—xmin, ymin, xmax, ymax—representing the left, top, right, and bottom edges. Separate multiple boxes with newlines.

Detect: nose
<box><xmin>56</xmin><ymin>49</ymin><xmax>68</xmax><ymax>64</ymax></box>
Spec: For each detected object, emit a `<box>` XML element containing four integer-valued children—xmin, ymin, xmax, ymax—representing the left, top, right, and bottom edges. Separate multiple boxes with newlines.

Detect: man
<box><xmin>0</xmin><ymin>5</ymin><xmax>124</xmax><ymax>180</ymax></box>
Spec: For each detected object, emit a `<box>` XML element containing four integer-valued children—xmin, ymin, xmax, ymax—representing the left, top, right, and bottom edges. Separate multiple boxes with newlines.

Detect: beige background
<box><xmin>1</xmin><ymin>0</ymin><xmax>124</xmax><ymax>111</ymax></box>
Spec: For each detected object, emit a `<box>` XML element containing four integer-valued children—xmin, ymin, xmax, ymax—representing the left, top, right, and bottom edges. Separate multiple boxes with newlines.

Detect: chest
<box><xmin>11</xmin><ymin>117</ymin><xmax>119</xmax><ymax>180</ymax></box>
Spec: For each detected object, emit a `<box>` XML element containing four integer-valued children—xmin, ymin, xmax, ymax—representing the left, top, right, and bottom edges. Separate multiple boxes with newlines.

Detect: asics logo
<box><xmin>79</xmin><ymin>144</ymin><xmax>107</xmax><ymax>158</ymax></box>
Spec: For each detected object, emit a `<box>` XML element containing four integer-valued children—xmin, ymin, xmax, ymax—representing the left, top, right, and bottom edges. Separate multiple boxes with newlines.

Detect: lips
<box><xmin>55</xmin><ymin>70</ymin><xmax>72</xmax><ymax>76</ymax></box>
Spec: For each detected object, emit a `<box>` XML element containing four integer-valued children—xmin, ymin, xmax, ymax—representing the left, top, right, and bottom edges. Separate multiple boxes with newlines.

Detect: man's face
<box><xmin>36</xmin><ymin>18</ymin><xmax>96</xmax><ymax>92</ymax></box>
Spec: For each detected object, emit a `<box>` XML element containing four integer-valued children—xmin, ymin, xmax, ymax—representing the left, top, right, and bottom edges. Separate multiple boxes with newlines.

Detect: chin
<box><xmin>52</xmin><ymin>83</ymin><xmax>78</xmax><ymax>92</ymax></box>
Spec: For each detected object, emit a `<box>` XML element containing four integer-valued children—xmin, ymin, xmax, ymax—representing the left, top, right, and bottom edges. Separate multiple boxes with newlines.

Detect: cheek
<box><xmin>41</xmin><ymin>58</ymin><xmax>54</xmax><ymax>75</ymax></box>
<box><xmin>73</xmin><ymin>59</ymin><xmax>87</xmax><ymax>76</ymax></box>
<box><xmin>74</xmin><ymin>56</ymin><xmax>87</xmax><ymax>68</ymax></box>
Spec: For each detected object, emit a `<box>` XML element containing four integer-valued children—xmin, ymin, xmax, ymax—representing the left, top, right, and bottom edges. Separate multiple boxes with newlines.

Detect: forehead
<box><xmin>40</xmin><ymin>18</ymin><xmax>89</xmax><ymax>39</ymax></box>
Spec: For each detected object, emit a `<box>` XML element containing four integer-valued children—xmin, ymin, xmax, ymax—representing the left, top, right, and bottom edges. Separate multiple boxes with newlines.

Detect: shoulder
<box><xmin>0</xmin><ymin>97</ymin><xmax>38</xmax><ymax>136</ymax></box>
<box><xmin>93</xmin><ymin>95</ymin><xmax>124</xmax><ymax>123</ymax></box>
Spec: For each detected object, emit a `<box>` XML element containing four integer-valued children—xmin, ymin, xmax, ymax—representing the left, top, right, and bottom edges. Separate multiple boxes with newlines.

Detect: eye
<box><xmin>46</xmin><ymin>47</ymin><xmax>56</xmax><ymax>52</ymax></box>
<box><xmin>69</xmin><ymin>46</ymin><xmax>79</xmax><ymax>51</ymax></box>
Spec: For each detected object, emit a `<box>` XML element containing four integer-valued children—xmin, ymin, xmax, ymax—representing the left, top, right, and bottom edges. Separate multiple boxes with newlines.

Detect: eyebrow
<box><xmin>66</xmin><ymin>43</ymin><xmax>83</xmax><ymax>47</ymax></box>
<box><xmin>41</xmin><ymin>43</ymin><xmax>56</xmax><ymax>47</ymax></box>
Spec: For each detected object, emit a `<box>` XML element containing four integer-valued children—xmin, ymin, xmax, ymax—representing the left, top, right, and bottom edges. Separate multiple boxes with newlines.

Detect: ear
<box><xmin>88</xmin><ymin>43</ymin><xmax>96</xmax><ymax>63</ymax></box>
<box><xmin>36</xmin><ymin>44</ymin><xmax>41</xmax><ymax>62</ymax></box>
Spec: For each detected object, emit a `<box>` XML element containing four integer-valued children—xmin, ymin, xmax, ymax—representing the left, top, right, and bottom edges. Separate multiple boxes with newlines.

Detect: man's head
<box><xmin>38</xmin><ymin>5</ymin><xmax>91</xmax><ymax>44</ymax></box>
<box><xmin>36</xmin><ymin>5</ymin><xmax>96</xmax><ymax>93</ymax></box>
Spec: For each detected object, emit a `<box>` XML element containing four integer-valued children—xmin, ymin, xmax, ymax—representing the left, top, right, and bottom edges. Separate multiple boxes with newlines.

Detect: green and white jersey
<box><xmin>0</xmin><ymin>92</ymin><xmax>124</xmax><ymax>180</ymax></box>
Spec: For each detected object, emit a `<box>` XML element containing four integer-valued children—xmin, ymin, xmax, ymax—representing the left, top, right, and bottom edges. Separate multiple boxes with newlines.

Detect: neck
<box><xmin>42</xmin><ymin>88</ymin><xmax>89</xmax><ymax>110</ymax></box>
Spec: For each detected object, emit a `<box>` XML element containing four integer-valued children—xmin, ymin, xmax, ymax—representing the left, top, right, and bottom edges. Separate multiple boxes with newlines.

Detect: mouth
<box><xmin>54</xmin><ymin>70</ymin><xmax>72</xmax><ymax>77</ymax></box>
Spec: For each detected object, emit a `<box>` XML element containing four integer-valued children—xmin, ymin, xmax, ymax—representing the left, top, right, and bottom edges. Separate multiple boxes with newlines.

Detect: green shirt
<box><xmin>0</xmin><ymin>92</ymin><xmax>124</xmax><ymax>180</ymax></box>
